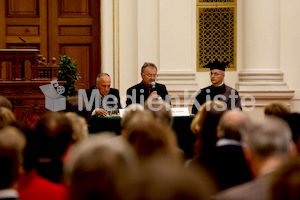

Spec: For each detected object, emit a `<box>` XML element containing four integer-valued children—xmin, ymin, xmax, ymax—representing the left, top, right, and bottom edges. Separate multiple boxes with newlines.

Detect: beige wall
<box><xmin>101</xmin><ymin>0</ymin><xmax>300</xmax><ymax>117</ymax></box>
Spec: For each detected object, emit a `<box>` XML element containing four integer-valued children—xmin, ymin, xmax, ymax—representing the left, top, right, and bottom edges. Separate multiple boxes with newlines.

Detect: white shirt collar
<box><xmin>0</xmin><ymin>189</ymin><xmax>19</xmax><ymax>198</ymax></box>
<box><xmin>213</xmin><ymin>82</ymin><xmax>224</xmax><ymax>87</ymax></box>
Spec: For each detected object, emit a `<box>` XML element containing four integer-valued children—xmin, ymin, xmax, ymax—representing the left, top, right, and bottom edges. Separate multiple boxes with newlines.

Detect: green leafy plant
<box><xmin>57</xmin><ymin>55</ymin><xmax>81</xmax><ymax>97</ymax></box>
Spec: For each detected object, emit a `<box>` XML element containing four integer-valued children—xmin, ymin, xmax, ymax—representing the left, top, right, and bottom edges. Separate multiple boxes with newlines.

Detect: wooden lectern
<box><xmin>0</xmin><ymin>49</ymin><xmax>60</xmax><ymax>129</ymax></box>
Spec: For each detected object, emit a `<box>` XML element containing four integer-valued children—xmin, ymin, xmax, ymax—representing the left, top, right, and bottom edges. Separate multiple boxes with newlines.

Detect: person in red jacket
<box><xmin>14</xmin><ymin>121</ymin><xmax>68</xmax><ymax>200</ymax></box>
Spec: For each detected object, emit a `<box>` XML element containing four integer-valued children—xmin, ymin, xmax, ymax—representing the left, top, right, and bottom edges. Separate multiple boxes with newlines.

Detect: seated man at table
<box><xmin>191</xmin><ymin>60</ymin><xmax>242</xmax><ymax>114</ymax></box>
<box><xmin>126</xmin><ymin>62</ymin><xmax>170</xmax><ymax>107</ymax></box>
<box><xmin>87</xmin><ymin>73</ymin><xmax>122</xmax><ymax>117</ymax></box>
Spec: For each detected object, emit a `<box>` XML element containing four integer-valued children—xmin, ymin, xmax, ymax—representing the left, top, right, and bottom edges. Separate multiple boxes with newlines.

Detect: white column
<box><xmin>245</xmin><ymin>0</ymin><xmax>280</xmax><ymax>70</ymax></box>
<box><xmin>236</xmin><ymin>0</ymin><xmax>294</xmax><ymax>120</ymax></box>
<box><xmin>236</xmin><ymin>0</ymin><xmax>291</xmax><ymax>91</ymax></box>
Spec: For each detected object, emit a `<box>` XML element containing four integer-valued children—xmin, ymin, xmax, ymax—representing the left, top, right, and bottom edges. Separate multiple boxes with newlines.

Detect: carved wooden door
<box><xmin>0</xmin><ymin>0</ymin><xmax>101</xmax><ymax>89</ymax></box>
<box><xmin>0</xmin><ymin>0</ymin><xmax>100</xmax><ymax>128</ymax></box>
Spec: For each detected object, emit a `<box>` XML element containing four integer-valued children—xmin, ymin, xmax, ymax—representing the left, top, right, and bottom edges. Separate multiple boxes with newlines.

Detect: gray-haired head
<box><xmin>243</xmin><ymin>116</ymin><xmax>292</xmax><ymax>162</ymax></box>
<box><xmin>96</xmin><ymin>73</ymin><xmax>110</xmax><ymax>84</ymax></box>
<box><xmin>217</xmin><ymin>110</ymin><xmax>250</xmax><ymax>141</ymax></box>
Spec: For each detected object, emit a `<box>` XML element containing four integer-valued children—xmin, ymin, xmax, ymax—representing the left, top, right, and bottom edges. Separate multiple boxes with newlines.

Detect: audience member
<box><xmin>64</xmin><ymin>133</ymin><xmax>138</xmax><ymax>200</ymax></box>
<box><xmin>283</xmin><ymin>113</ymin><xmax>300</xmax><ymax>152</ymax></box>
<box><xmin>13</xmin><ymin>121</ymin><xmax>68</xmax><ymax>200</ymax></box>
<box><xmin>144</xmin><ymin>98</ymin><xmax>173</xmax><ymax>126</ymax></box>
<box><xmin>270</xmin><ymin>158</ymin><xmax>300</xmax><ymax>200</ymax></box>
<box><xmin>122</xmin><ymin>111</ymin><xmax>181</xmax><ymax>163</ymax></box>
<box><xmin>34</xmin><ymin>112</ymin><xmax>73</xmax><ymax>183</ymax></box>
<box><xmin>125</xmin><ymin>156</ymin><xmax>217</xmax><ymax>200</ymax></box>
<box><xmin>215</xmin><ymin>116</ymin><xmax>296</xmax><ymax>200</ymax></box>
<box><xmin>190</xmin><ymin>100</ymin><xmax>226</xmax><ymax>156</ymax></box>
<box><xmin>0</xmin><ymin>107</ymin><xmax>16</xmax><ymax>129</ymax></box>
<box><xmin>191</xmin><ymin>60</ymin><xmax>242</xmax><ymax>114</ymax></box>
<box><xmin>120</xmin><ymin>103</ymin><xmax>144</xmax><ymax>134</ymax></box>
<box><xmin>87</xmin><ymin>73</ymin><xmax>122</xmax><ymax>117</ymax></box>
<box><xmin>0</xmin><ymin>126</ymin><xmax>26</xmax><ymax>200</ymax></box>
<box><xmin>126</xmin><ymin>62</ymin><xmax>170</xmax><ymax>106</ymax></box>
<box><xmin>64</xmin><ymin>112</ymin><xmax>88</xmax><ymax>144</ymax></box>
<box><xmin>65</xmin><ymin>96</ymin><xmax>90</xmax><ymax>120</ymax></box>
<box><xmin>264</xmin><ymin>102</ymin><xmax>291</xmax><ymax>119</ymax></box>
<box><xmin>189</xmin><ymin>110</ymin><xmax>252</xmax><ymax>191</ymax></box>
<box><xmin>0</xmin><ymin>95</ymin><xmax>13</xmax><ymax>110</ymax></box>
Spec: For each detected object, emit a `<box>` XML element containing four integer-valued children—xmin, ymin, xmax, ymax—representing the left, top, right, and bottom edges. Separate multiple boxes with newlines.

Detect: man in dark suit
<box><xmin>87</xmin><ymin>73</ymin><xmax>122</xmax><ymax>117</ymax></box>
<box><xmin>215</xmin><ymin>116</ymin><xmax>296</xmax><ymax>200</ymax></box>
<box><xmin>189</xmin><ymin>110</ymin><xmax>252</xmax><ymax>191</ymax></box>
<box><xmin>126</xmin><ymin>62</ymin><xmax>170</xmax><ymax>107</ymax></box>
<box><xmin>192</xmin><ymin>60</ymin><xmax>242</xmax><ymax>114</ymax></box>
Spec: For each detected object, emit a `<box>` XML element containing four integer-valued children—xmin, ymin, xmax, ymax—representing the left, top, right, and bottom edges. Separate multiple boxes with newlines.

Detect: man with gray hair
<box><xmin>215</xmin><ymin>116</ymin><xmax>296</xmax><ymax>200</ymax></box>
<box><xmin>189</xmin><ymin>110</ymin><xmax>252</xmax><ymax>191</ymax></box>
<box><xmin>87</xmin><ymin>73</ymin><xmax>122</xmax><ymax>116</ymax></box>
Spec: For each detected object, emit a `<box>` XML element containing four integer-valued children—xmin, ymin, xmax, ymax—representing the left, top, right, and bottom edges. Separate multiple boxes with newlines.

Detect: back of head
<box><xmin>123</xmin><ymin>111</ymin><xmax>179</xmax><ymax>162</ymax></box>
<box><xmin>64</xmin><ymin>112</ymin><xmax>88</xmax><ymax>143</ymax></box>
<box><xmin>35</xmin><ymin>112</ymin><xmax>73</xmax><ymax>158</ymax></box>
<box><xmin>66</xmin><ymin>96</ymin><xmax>90</xmax><ymax>120</ymax></box>
<box><xmin>120</xmin><ymin>104</ymin><xmax>144</xmax><ymax>130</ymax></box>
<box><xmin>0</xmin><ymin>107</ymin><xmax>16</xmax><ymax>129</ymax></box>
<box><xmin>217</xmin><ymin>110</ymin><xmax>250</xmax><ymax>141</ymax></box>
<box><xmin>191</xmin><ymin>100</ymin><xmax>226</xmax><ymax>135</ymax></box>
<box><xmin>11</xmin><ymin>121</ymin><xmax>37</xmax><ymax>174</ymax></box>
<box><xmin>0</xmin><ymin>95</ymin><xmax>12</xmax><ymax>110</ymax></box>
<box><xmin>271</xmin><ymin>158</ymin><xmax>300</xmax><ymax>200</ymax></box>
<box><xmin>283</xmin><ymin>113</ymin><xmax>300</xmax><ymax>147</ymax></box>
<box><xmin>264</xmin><ymin>102</ymin><xmax>291</xmax><ymax>118</ymax></box>
<box><xmin>65</xmin><ymin>133</ymin><xmax>138</xmax><ymax>200</ymax></box>
<box><xmin>125</xmin><ymin>157</ymin><xmax>216</xmax><ymax>200</ymax></box>
<box><xmin>144</xmin><ymin>99</ymin><xmax>173</xmax><ymax>126</ymax></box>
<box><xmin>0</xmin><ymin>126</ymin><xmax>26</xmax><ymax>189</ymax></box>
<box><xmin>243</xmin><ymin>116</ymin><xmax>292</xmax><ymax>162</ymax></box>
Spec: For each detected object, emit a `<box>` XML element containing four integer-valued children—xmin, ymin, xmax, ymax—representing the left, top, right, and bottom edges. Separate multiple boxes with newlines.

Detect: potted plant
<box><xmin>57</xmin><ymin>55</ymin><xmax>81</xmax><ymax>97</ymax></box>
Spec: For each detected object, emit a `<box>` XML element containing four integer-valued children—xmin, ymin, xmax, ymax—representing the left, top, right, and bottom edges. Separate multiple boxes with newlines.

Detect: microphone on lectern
<box><xmin>19</xmin><ymin>36</ymin><xmax>31</xmax><ymax>47</ymax></box>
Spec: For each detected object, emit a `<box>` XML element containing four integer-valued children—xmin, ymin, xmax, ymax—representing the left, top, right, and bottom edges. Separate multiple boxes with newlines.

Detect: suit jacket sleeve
<box><xmin>157</xmin><ymin>84</ymin><xmax>171</xmax><ymax>105</ymax></box>
<box><xmin>126</xmin><ymin>88</ymin><xmax>133</xmax><ymax>107</ymax></box>
<box><xmin>110</xmin><ymin>88</ymin><xmax>122</xmax><ymax>109</ymax></box>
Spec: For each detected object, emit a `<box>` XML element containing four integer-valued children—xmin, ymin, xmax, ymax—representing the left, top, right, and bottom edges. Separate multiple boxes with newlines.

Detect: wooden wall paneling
<box><xmin>6</xmin><ymin>26</ymin><xmax>39</xmax><ymax>36</ymax></box>
<box><xmin>6</xmin><ymin>0</ymin><xmax>38</xmax><ymax>16</ymax></box>
<box><xmin>39</xmin><ymin>0</ymin><xmax>48</xmax><ymax>59</ymax></box>
<box><xmin>0</xmin><ymin>0</ymin><xmax>5</xmax><ymax>48</ymax></box>
<box><xmin>59</xmin><ymin>26</ymin><xmax>91</xmax><ymax>36</ymax></box>
<box><xmin>59</xmin><ymin>0</ymin><xmax>90</xmax><ymax>16</ymax></box>
<box><xmin>61</xmin><ymin>45</ymin><xmax>90</xmax><ymax>89</ymax></box>
<box><xmin>54</xmin><ymin>0</ymin><xmax>100</xmax><ymax>89</ymax></box>
<box><xmin>90</xmin><ymin>0</ymin><xmax>100</xmax><ymax>88</ymax></box>
<box><xmin>48</xmin><ymin>0</ymin><xmax>59</xmax><ymax>61</ymax></box>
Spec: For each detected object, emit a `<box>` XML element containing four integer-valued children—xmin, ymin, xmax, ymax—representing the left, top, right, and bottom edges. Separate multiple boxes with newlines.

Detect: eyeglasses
<box><xmin>209</xmin><ymin>72</ymin><xmax>223</xmax><ymax>77</ymax></box>
<box><xmin>144</xmin><ymin>74</ymin><xmax>157</xmax><ymax>78</ymax></box>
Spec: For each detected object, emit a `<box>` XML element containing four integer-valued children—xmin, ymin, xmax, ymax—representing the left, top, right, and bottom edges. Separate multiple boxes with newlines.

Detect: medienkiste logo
<box><xmin>39</xmin><ymin>80</ymin><xmax>66</xmax><ymax>111</ymax></box>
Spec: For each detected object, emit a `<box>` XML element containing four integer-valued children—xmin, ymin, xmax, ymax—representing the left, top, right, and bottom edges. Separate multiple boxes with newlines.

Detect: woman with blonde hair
<box><xmin>190</xmin><ymin>100</ymin><xmax>226</xmax><ymax>156</ymax></box>
<box><xmin>64</xmin><ymin>112</ymin><xmax>88</xmax><ymax>143</ymax></box>
<box><xmin>0</xmin><ymin>107</ymin><xmax>16</xmax><ymax>129</ymax></box>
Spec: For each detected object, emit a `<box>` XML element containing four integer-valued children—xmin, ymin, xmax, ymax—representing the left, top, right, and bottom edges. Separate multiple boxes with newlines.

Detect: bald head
<box><xmin>217</xmin><ymin>110</ymin><xmax>249</xmax><ymax>141</ymax></box>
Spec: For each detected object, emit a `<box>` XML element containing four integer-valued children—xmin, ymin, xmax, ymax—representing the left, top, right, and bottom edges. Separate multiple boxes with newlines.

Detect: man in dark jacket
<box><xmin>87</xmin><ymin>73</ymin><xmax>122</xmax><ymax>117</ymax></box>
<box><xmin>192</xmin><ymin>60</ymin><xmax>242</xmax><ymax>114</ymax></box>
<box><xmin>126</xmin><ymin>62</ymin><xmax>170</xmax><ymax>107</ymax></box>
